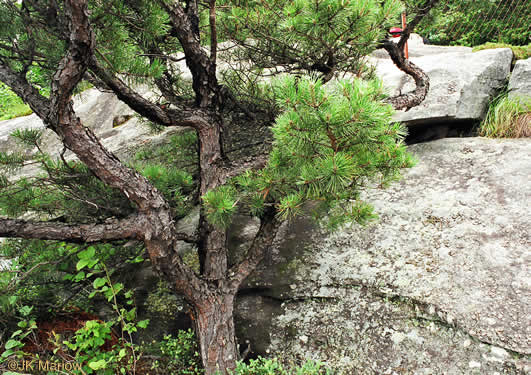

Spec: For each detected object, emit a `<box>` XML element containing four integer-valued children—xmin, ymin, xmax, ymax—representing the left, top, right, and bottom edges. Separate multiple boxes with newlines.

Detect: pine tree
<box><xmin>0</xmin><ymin>1</ymin><xmax>439</xmax><ymax>373</ymax></box>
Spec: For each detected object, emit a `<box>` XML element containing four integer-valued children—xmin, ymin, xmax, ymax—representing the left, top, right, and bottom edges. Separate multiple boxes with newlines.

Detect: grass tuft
<box><xmin>479</xmin><ymin>95</ymin><xmax>531</xmax><ymax>138</ymax></box>
<box><xmin>472</xmin><ymin>43</ymin><xmax>531</xmax><ymax>61</ymax></box>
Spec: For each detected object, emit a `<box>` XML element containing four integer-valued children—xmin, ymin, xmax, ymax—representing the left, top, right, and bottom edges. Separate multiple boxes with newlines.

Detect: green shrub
<box><xmin>0</xmin><ymin>240</ymin><xmax>150</xmax><ymax>374</ymax></box>
<box><xmin>479</xmin><ymin>95</ymin><xmax>531</xmax><ymax>138</ymax></box>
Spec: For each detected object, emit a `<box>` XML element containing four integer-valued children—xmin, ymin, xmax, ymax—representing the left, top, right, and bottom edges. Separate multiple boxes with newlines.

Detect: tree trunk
<box><xmin>195</xmin><ymin>291</ymin><xmax>238</xmax><ymax>375</ymax></box>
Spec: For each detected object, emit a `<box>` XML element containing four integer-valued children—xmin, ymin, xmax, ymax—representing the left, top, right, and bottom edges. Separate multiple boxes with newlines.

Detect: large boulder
<box><xmin>508</xmin><ymin>57</ymin><xmax>531</xmax><ymax>101</ymax></box>
<box><xmin>238</xmin><ymin>137</ymin><xmax>530</xmax><ymax>374</ymax></box>
<box><xmin>371</xmin><ymin>38</ymin><xmax>513</xmax><ymax>128</ymax></box>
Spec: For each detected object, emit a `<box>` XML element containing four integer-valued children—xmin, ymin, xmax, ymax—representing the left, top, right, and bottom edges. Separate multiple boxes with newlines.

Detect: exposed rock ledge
<box><xmin>371</xmin><ymin>36</ymin><xmax>513</xmax><ymax>129</ymax></box>
<box><xmin>234</xmin><ymin>137</ymin><xmax>530</xmax><ymax>374</ymax></box>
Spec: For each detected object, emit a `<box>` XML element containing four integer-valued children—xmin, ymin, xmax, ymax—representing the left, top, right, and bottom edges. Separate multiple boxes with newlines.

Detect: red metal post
<box><xmin>402</xmin><ymin>12</ymin><xmax>409</xmax><ymax>59</ymax></box>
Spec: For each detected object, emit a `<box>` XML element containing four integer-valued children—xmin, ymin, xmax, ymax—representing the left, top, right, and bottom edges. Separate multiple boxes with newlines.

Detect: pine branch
<box><xmin>0</xmin><ymin>215</ymin><xmax>144</xmax><ymax>243</ymax></box>
<box><xmin>88</xmin><ymin>56</ymin><xmax>208</xmax><ymax>129</ymax></box>
<box><xmin>156</xmin><ymin>0</ymin><xmax>219</xmax><ymax>107</ymax></box>
<box><xmin>380</xmin><ymin>39</ymin><xmax>429</xmax><ymax>111</ymax></box>
<box><xmin>228</xmin><ymin>208</ymin><xmax>281</xmax><ymax>291</ymax></box>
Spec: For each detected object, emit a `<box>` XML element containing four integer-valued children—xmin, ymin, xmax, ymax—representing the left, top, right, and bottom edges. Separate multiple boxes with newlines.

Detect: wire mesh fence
<box><xmin>415</xmin><ymin>0</ymin><xmax>530</xmax><ymax>46</ymax></box>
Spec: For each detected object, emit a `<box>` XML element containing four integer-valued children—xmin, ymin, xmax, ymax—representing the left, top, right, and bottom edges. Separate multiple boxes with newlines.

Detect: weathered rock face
<box><xmin>237</xmin><ymin>137</ymin><xmax>530</xmax><ymax>374</ymax></box>
<box><xmin>509</xmin><ymin>57</ymin><xmax>531</xmax><ymax>101</ymax></box>
<box><xmin>371</xmin><ymin>39</ymin><xmax>513</xmax><ymax>128</ymax></box>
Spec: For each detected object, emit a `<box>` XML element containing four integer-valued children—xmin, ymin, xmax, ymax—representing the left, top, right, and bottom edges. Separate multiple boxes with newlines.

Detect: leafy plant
<box><xmin>149</xmin><ymin>330</ymin><xmax>204</xmax><ymax>375</ymax></box>
<box><xmin>0</xmin><ymin>305</ymin><xmax>37</xmax><ymax>361</ymax></box>
<box><xmin>54</xmin><ymin>247</ymin><xmax>148</xmax><ymax>374</ymax></box>
<box><xmin>230</xmin><ymin>357</ymin><xmax>334</xmax><ymax>375</ymax></box>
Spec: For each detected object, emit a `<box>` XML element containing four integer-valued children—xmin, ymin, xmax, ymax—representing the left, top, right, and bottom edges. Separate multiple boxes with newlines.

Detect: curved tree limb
<box><xmin>380</xmin><ymin>39</ymin><xmax>429</xmax><ymax>111</ymax></box>
<box><xmin>88</xmin><ymin>57</ymin><xmax>206</xmax><ymax>129</ymax></box>
<box><xmin>379</xmin><ymin>0</ymin><xmax>441</xmax><ymax>111</ymax></box>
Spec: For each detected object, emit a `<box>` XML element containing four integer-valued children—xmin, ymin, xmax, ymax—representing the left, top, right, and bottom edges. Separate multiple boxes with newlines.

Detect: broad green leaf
<box><xmin>88</xmin><ymin>359</ymin><xmax>107</xmax><ymax>370</ymax></box>
<box><xmin>93</xmin><ymin>277</ymin><xmax>106</xmax><ymax>289</ymax></box>
<box><xmin>78</xmin><ymin>246</ymin><xmax>96</xmax><ymax>260</ymax></box>
<box><xmin>76</xmin><ymin>258</ymin><xmax>90</xmax><ymax>271</ymax></box>
<box><xmin>137</xmin><ymin>319</ymin><xmax>149</xmax><ymax>329</ymax></box>
<box><xmin>5</xmin><ymin>339</ymin><xmax>21</xmax><ymax>350</ymax></box>
<box><xmin>10</xmin><ymin>330</ymin><xmax>22</xmax><ymax>338</ymax></box>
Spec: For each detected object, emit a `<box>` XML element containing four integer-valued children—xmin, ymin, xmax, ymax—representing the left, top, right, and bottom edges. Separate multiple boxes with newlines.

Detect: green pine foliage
<box><xmin>206</xmin><ymin>76</ymin><xmax>414</xmax><ymax>230</ymax></box>
<box><xmin>132</xmin><ymin>129</ymin><xmax>199</xmax><ymax>218</ymax></box>
<box><xmin>133</xmin><ymin>130</ymin><xmax>199</xmax><ymax>174</ymax></box>
<box><xmin>0</xmin><ymin>127</ymin><xmax>199</xmax><ymax>222</ymax></box>
<box><xmin>203</xmin><ymin>186</ymin><xmax>238</xmax><ymax>229</ymax></box>
<box><xmin>0</xmin><ymin>159</ymin><xmax>134</xmax><ymax>221</ymax></box>
<box><xmin>87</xmin><ymin>0</ymin><xmax>199</xmax><ymax>90</ymax></box>
<box><xmin>0</xmin><ymin>1</ymin><xmax>64</xmax><ymax>92</ymax></box>
<box><xmin>1</xmin><ymin>0</ymin><xmax>415</xmax><ymax>233</ymax></box>
<box><xmin>139</xmin><ymin>164</ymin><xmax>195</xmax><ymax>217</ymax></box>
<box><xmin>220</xmin><ymin>0</ymin><xmax>403</xmax><ymax>77</ymax></box>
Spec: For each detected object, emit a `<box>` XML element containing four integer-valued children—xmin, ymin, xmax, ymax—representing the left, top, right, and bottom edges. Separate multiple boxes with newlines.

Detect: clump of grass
<box><xmin>479</xmin><ymin>95</ymin><xmax>531</xmax><ymax>138</ymax></box>
<box><xmin>473</xmin><ymin>42</ymin><xmax>531</xmax><ymax>61</ymax></box>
